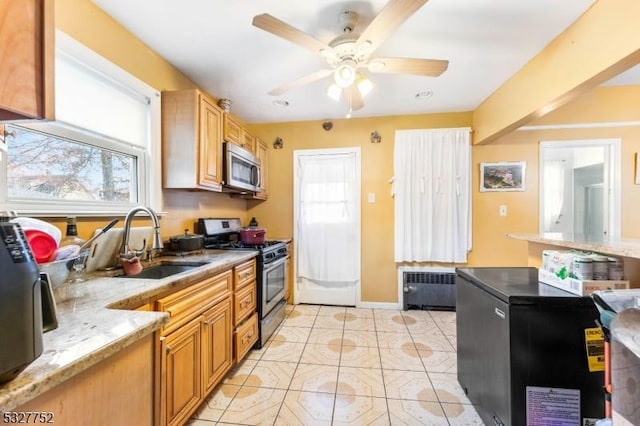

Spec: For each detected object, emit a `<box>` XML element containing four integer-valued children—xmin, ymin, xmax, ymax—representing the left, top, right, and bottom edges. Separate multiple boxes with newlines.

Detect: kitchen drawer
<box><xmin>233</xmin><ymin>282</ymin><xmax>256</xmax><ymax>326</ymax></box>
<box><xmin>233</xmin><ymin>312</ymin><xmax>258</xmax><ymax>362</ymax></box>
<box><xmin>234</xmin><ymin>259</ymin><xmax>256</xmax><ymax>290</ymax></box>
<box><xmin>156</xmin><ymin>270</ymin><xmax>232</xmax><ymax>336</ymax></box>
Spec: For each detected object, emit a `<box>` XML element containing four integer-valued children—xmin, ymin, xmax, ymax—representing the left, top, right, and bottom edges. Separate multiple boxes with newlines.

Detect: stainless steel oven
<box><xmin>262</xmin><ymin>255</ymin><xmax>286</xmax><ymax>316</ymax></box>
<box><xmin>197</xmin><ymin>218</ymin><xmax>288</xmax><ymax>348</ymax></box>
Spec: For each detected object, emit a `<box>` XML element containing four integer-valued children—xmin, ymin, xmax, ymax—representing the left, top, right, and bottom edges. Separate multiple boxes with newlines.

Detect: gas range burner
<box><xmin>209</xmin><ymin>241</ymin><xmax>282</xmax><ymax>250</ymax></box>
<box><xmin>197</xmin><ymin>217</ymin><xmax>288</xmax><ymax>263</ymax></box>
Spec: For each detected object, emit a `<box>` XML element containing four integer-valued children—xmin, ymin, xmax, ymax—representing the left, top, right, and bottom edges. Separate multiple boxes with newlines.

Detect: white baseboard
<box><xmin>356</xmin><ymin>301</ymin><xmax>402</xmax><ymax>310</ymax></box>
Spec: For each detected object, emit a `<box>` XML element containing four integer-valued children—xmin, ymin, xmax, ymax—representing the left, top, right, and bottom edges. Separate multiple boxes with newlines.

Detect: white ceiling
<box><xmin>92</xmin><ymin>0</ymin><xmax>636</xmax><ymax>124</ymax></box>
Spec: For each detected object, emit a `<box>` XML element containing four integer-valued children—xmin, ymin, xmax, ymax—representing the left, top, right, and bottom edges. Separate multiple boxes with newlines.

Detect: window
<box><xmin>0</xmin><ymin>31</ymin><xmax>161</xmax><ymax>216</ymax></box>
<box><xmin>6</xmin><ymin>123</ymin><xmax>139</xmax><ymax>203</ymax></box>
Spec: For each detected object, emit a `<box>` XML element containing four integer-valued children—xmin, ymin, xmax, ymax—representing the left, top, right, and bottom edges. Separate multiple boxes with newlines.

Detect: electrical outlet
<box><xmin>499</xmin><ymin>205</ymin><xmax>507</xmax><ymax>217</ymax></box>
<box><xmin>367</xmin><ymin>192</ymin><xmax>376</xmax><ymax>203</ymax></box>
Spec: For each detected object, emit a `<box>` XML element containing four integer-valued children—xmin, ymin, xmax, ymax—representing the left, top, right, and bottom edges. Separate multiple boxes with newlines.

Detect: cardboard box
<box><xmin>538</xmin><ymin>269</ymin><xmax>630</xmax><ymax>296</ymax></box>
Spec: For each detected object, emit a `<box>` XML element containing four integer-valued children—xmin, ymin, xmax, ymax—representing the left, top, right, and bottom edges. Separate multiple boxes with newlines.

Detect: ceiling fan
<box><xmin>252</xmin><ymin>0</ymin><xmax>449</xmax><ymax>113</ymax></box>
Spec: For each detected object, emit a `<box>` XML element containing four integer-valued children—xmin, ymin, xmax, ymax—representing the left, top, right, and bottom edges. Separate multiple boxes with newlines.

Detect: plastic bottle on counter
<box><xmin>60</xmin><ymin>216</ymin><xmax>86</xmax><ymax>247</ymax></box>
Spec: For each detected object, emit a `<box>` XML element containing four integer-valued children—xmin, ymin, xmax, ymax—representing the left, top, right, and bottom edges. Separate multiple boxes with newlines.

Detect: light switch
<box><xmin>499</xmin><ymin>205</ymin><xmax>507</xmax><ymax>217</ymax></box>
<box><xmin>368</xmin><ymin>192</ymin><xmax>376</xmax><ymax>203</ymax></box>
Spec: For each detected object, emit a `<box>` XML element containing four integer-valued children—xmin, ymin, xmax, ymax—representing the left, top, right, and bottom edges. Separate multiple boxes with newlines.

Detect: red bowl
<box><xmin>24</xmin><ymin>229</ymin><xmax>58</xmax><ymax>263</ymax></box>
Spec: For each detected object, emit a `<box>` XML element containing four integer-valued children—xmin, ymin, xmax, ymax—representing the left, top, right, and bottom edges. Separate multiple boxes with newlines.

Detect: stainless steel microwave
<box><xmin>222</xmin><ymin>142</ymin><xmax>260</xmax><ymax>193</ymax></box>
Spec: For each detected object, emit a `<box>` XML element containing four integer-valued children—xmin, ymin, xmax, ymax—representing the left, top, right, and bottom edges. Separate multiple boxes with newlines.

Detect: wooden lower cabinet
<box><xmin>17</xmin><ymin>335</ymin><xmax>155</xmax><ymax>425</ymax></box>
<box><xmin>233</xmin><ymin>312</ymin><xmax>259</xmax><ymax>363</ymax></box>
<box><xmin>159</xmin><ymin>298</ymin><xmax>233</xmax><ymax>426</ymax></box>
<box><xmin>161</xmin><ymin>318</ymin><xmax>202</xmax><ymax>426</ymax></box>
<box><xmin>233</xmin><ymin>282</ymin><xmax>257</xmax><ymax>325</ymax></box>
<box><xmin>202</xmin><ymin>298</ymin><xmax>233</xmax><ymax>395</ymax></box>
<box><xmin>156</xmin><ymin>270</ymin><xmax>234</xmax><ymax>426</ymax></box>
<box><xmin>231</xmin><ymin>259</ymin><xmax>258</xmax><ymax>363</ymax></box>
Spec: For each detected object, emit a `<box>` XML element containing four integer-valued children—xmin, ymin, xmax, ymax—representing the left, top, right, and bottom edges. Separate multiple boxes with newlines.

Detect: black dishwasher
<box><xmin>456</xmin><ymin>267</ymin><xmax>604</xmax><ymax>426</ymax></box>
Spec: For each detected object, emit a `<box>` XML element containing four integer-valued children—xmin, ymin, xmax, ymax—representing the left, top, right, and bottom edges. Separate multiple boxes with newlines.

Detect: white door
<box><xmin>293</xmin><ymin>148</ymin><xmax>361</xmax><ymax>306</ymax></box>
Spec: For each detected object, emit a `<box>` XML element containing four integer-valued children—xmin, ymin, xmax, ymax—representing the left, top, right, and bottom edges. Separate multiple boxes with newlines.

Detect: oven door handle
<box><xmin>263</xmin><ymin>255</ymin><xmax>287</xmax><ymax>272</ymax></box>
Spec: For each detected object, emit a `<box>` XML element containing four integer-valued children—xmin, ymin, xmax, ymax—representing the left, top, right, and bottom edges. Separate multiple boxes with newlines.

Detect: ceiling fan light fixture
<box><xmin>415</xmin><ymin>90</ymin><xmax>434</xmax><ymax>100</ymax></box>
<box><xmin>334</xmin><ymin>63</ymin><xmax>356</xmax><ymax>88</ymax></box>
<box><xmin>327</xmin><ymin>83</ymin><xmax>342</xmax><ymax>101</ymax></box>
<box><xmin>356</xmin><ymin>40</ymin><xmax>372</xmax><ymax>56</ymax></box>
<box><xmin>356</xmin><ymin>74</ymin><xmax>373</xmax><ymax>98</ymax></box>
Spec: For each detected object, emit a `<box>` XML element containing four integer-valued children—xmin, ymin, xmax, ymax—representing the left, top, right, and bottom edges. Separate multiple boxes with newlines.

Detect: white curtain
<box><xmin>296</xmin><ymin>151</ymin><xmax>359</xmax><ymax>283</ymax></box>
<box><xmin>543</xmin><ymin>160</ymin><xmax>565</xmax><ymax>231</ymax></box>
<box><xmin>393</xmin><ymin>128</ymin><xmax>471</xmax><ymax>263</ymax></box>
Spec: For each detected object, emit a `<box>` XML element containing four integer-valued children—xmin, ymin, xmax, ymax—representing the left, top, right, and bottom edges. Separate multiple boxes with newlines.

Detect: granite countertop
<box><xmin>0</xmin><ymin>249</ymin><xmax>257</xmax><ymax>410</ymax></box>
<box><xmin>611</xmin><ymin>308</ymin><xmax>640</xmax><ymax>359</ymax></box>
<box><xmin>506</xmin><ymin>233</ymin><xmax>640</xmax><ymax>259</ymax></box>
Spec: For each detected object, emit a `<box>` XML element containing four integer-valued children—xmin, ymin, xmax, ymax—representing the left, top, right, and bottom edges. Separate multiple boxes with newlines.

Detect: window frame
<box><xmin>3</xmin><ymin>121</ymin><xmax>147</xmax><ymax>214</ymax></box>
<box><xmin>0</xmin><ymin>30</ymin><xmax>161</xmax><ymax>217</ymax></box>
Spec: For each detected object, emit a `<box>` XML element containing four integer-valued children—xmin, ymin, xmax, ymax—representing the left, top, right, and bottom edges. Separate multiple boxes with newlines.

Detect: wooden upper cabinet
<box><xmin>254</xmin><ymin>138</ymin><xmax>268</xmax><ymax>200</ymax></box>
<box><xmin>198</xmin><ymin>97</ymin><xmax>223</xmax><ymax>188</ymax></box>
<box><xmin>162</xmin><ymin>89</ymin><xmax>223</xmax><ymax>191</ymax></box>
<box><xmin>0</xmin><ymin>0</ymin><xmax>54</xmax><ymax>121</ymax></box>
<box><xmin>223</xmin><ymin>113</ymin><xmax>242</xmax><ymax>146</ymax></box>
<box><xmin>242</xmin><ymin>130</ymin><xmax>255</xmax><ymax>153</ymax></box>
<box><xmin>223</xmin><ymin>113</ymin><xmax>256</xmax><ymax>153</ymax></box>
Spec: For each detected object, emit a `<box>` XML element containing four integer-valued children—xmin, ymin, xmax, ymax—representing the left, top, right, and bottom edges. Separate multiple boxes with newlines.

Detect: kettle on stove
<box><xmin>0</xmin><ymin>217</ymin><xmax>58</xmax><ymax>383</ymax></box>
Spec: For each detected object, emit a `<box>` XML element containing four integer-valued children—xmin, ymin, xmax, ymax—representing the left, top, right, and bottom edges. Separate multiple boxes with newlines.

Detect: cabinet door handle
<box><xmin>494</xmin><ymin>308</ymin><xmax>505</xmax><ymax>319</ymax></box>
<box><xmin>165</xmin><ymin>345</ymin><xmax>171</xmax><ymax>354</ymax></box>
<box><xmin>203</xmin><ymin>320</ymin><xmax>211</xmax><ymax>326</ymax></box>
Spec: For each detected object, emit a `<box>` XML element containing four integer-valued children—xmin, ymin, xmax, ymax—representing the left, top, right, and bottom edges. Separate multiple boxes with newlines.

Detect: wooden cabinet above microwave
<box><xmin>223</xmin><ymin>113</ymin><xmax>255</xmax><ymax>153</ymax></box>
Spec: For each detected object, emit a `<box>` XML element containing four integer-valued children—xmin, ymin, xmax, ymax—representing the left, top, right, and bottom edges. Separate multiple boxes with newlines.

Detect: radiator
<box><xmin>401</xmin><ymin>267</ymin><xmax>456</xmax><ymax>311</ymax></box>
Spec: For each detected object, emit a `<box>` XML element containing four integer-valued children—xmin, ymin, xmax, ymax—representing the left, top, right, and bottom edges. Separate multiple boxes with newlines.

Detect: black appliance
<box><xmin>197</xmin><ymin>218</ymin><xmax>287</xmax><ymax>348</ymax></box>
<box><xmin>456</xmin><ymin>267</ymin><xmax>604</xmax><ymax>426</ymax></box>
<box><xmin>0</xmin><ymin>219</ymin><xmax>58</xmax><ymax>383</ymax></box>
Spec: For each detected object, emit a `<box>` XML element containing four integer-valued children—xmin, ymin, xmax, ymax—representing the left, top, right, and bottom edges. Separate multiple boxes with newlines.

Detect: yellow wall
<box><xmin>247</xmin><ymin>113</ymin><xmax>473</xmax><ymax>303</ymax></box>
<box><xmin>53</xmin><ymin>0</ymin><xmax>249</xmax><ymax>239</ymax></box>
<box><xmin>472</xmin><ymin>85</ymin><xmax>640</xmax><ymax>265</ymax></box>
<box><xmin>50</xmin><ymin>0</ymin><xmax>640</xmax><ymax>303</ymax></box>
<box><xmin>248</xmin><ymin>86</ymin><xmax>640</xmax><ymax>303</ymax></box>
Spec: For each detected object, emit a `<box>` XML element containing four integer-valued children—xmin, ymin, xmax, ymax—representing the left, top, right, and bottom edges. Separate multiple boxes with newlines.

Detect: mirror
<box><xmin>540</xmin><ymin>139</ymin><xmax>621</xmax><ymax>238</ymax></box>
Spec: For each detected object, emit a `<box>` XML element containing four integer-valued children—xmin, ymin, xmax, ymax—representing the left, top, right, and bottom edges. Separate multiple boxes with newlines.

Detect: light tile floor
<box><xmin>188</xmin><ymin>305</ymin><xmax>483</xmax><ymax>425</ymax></box>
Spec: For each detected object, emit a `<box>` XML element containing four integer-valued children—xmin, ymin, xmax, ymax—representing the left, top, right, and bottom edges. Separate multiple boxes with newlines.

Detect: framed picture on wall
<box><xmin>480</xmin><ymin>161</ymin><xmax>526</xmax><ymax>192</ymax></box>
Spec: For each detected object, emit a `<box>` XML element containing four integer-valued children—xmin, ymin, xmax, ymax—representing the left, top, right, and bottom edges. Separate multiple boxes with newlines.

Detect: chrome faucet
<box><xmin>119</xmin><ymin>206</ymin><xmax>164</xmax><ymax>261</ymax></box>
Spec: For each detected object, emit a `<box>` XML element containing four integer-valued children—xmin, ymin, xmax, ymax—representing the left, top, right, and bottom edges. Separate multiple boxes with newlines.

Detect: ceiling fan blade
<box><xmin>345</xmin><ymin>85</ymin><xmax>364</xmax><ymax>111</ymax></box>
<box><xmin>368</xmin><ymin>57</ymin><xmax>448</xmax><ymax>77</ymax></box>
<box><xmin>355</xmin><ymin>0</ymin><xmax>428</xmax><ymax>54</ymax></box>
<box><xmin>253</xmin><ymin>13</ymin><xmax>332</xmax><ymax>56</ymax></box>
<box><xmin>267</xmin><ymin>69</ymin><xmax>334</xmax><ymax>96</ymax></box>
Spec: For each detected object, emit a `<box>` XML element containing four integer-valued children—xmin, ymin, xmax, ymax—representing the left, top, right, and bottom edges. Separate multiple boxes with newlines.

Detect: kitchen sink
<box><xmin>116</xmin><ymin>261</ymin><xmax>209</xmax><ymax>279</ymax></box>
